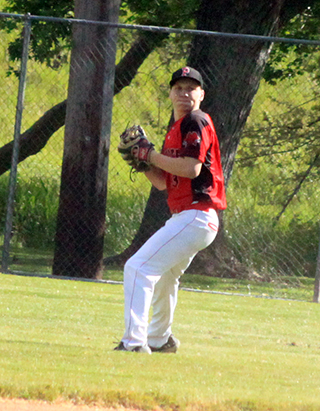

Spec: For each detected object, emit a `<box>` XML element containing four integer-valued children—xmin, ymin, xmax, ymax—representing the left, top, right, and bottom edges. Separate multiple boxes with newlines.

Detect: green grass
<box><xmin>103</xmin><ymin>269</ymin><xmax>316</xmax><ymax>302</ymax></box>
<box><xmin>179</xmin><ymin>274</ymin><xmax>316</xmax><ymax>302</ymax></box>
<box><xmin>5</xmin><ymin>245</ymin><xmax>316</xmax><ymax>302</ymax></box>
<box><xmin>0</xmin><ymin>273</ymin><xmax>319</xmax><ymax>411</ymax></box>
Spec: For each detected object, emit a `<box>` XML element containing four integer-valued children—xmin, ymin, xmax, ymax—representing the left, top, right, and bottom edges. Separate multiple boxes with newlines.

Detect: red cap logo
<box><xmin>182</xmin><ymin>67</ymin><xmax>190</xmax><ymax>77</ymax></box>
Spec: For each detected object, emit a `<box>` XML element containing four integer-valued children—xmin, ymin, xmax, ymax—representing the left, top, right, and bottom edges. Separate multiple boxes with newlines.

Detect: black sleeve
<box><xmin>180</xmin><ymin>111</ymin><xmax>208</xmax><ymax>159</ymax></box>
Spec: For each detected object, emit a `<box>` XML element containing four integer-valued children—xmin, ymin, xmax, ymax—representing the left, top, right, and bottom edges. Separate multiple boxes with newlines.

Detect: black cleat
<box><xmin>114</xmin><ymin>341</ymin><xmax>151</xmax><ymax>354</ymax></box>
<box><xmin>149</xmin><ymin>335</ymin><xmax>180</xmax><ymax>353</ymax></box>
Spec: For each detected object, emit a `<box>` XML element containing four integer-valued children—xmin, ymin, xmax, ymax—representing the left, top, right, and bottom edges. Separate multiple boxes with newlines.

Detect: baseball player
<box><xmin>115</xmin><ymin>67</ymin><xmax>227</xmax><ymax>353</ymax></box>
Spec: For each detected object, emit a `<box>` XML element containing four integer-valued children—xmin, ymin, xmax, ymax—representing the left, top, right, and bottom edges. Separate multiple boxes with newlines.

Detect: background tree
<box><xmin>1</xmin><ymin>0</ymin><xmax>320</xmax><ymax>277</ymax></box>
<box><xmin>51</xmin><ymin>0</ymin><xmax>121</xmax><ymax>278</ymax></box>
<box><xmin>104</xmin><ymin>0</ymin><xmax>320</xmax><ymax>275</ymax></box>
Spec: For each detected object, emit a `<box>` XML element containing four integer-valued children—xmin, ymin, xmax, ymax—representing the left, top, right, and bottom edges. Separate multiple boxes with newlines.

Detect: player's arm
<box><xmin>149</xmin><ymin>151</ymin><xmax>202</xmax><ymax>179</ymax></box>
<box><xmin>144</xmin><ymin>165</ymin><xmax>167</xmax><ymax>191</ymax></box>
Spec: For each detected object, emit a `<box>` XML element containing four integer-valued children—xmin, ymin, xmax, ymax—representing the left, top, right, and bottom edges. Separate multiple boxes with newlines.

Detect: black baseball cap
<box><xmin>170</xmin><ymin>66</ymin><xmax>204</xmax><ymax>88</ymax></box>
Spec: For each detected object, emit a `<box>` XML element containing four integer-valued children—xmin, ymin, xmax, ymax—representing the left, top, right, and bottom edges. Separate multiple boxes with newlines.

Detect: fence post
<box><xmin>313</xmin><ymin>225</ymin><xmax>320</xmax><ymax>303</ymax></box>
<box><xmin>1</xmin><ymin>14</ymin><xmax>31</xmax><ymax>273</ymax></box>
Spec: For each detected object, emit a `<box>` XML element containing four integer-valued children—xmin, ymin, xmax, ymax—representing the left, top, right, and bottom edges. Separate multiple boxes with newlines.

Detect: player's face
<box><xmin>169</xmin><ymin>78</ymin><xmax>205</xmax><ymax>119</ymax></box>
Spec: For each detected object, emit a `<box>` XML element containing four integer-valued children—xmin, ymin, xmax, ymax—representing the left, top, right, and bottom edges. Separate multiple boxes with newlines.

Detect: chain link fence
<box><xmin>0</xmin><ymin>13</ymin><xmax>319</xmax><ymax>301</ymax></box>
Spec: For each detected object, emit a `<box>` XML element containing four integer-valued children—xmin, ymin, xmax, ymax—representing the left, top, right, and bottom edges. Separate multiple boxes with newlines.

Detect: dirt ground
<box><xmin>0</xmin><ymin>399</ymin><xmax>141</xmax><ymax>411</ymax></box>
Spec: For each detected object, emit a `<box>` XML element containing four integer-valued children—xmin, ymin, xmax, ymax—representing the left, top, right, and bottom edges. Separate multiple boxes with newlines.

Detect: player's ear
<box><xmin>200</xmin><ymin>89</ymin><xmax>205</xmax><ymax>101</ymax></box>
<box><xmin>169</xmin><ymin>87</ymin><xmax>174</xmax><ymax>100</ymax></box>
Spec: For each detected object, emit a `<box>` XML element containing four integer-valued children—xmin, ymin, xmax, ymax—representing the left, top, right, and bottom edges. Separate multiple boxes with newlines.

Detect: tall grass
<box><xmin>0</xmin><ymin>174</ymin><xmax>149</xmax><ymax>255</ymax></box>
<box><xmin>1</xmin><ymin>167</ymin><xmax>318</xmax><ymax>288</ymax></box>
<box><xmin>225</xmin><ymin>164</ymin><xmax>319</xmax><ymax>280</ymax></box>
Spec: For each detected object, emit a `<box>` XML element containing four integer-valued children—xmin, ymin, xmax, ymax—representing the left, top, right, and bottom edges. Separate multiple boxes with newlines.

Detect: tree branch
<box><xmin>274</xmin><ymin>152</ymin><xmax>320</xmax><ymax>222</ymax></box>
<box><xmin>0</xmin><ymin>32</ymin><xmax>166</xmax><ymax>176</ymax></box>
<box><xmin>0</xmin><ymin>100</ymin><xmax>67</xmax><ymax>175</ymax></box>
<box><xmin>279</xmin><ymin>0</ymin><xmax>319</xmax><ymax>28</ymax></box>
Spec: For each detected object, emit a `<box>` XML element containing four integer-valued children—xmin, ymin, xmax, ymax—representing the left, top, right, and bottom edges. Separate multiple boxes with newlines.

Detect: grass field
<box><xmin>0</xmin><ymin>273</ymin><xmax>319</xmax><ymax>411</ymax></box>
<box><xmin>5</xmin><ymin>245</ymin><xmax>316</xmax><ymax>302</ymax></box>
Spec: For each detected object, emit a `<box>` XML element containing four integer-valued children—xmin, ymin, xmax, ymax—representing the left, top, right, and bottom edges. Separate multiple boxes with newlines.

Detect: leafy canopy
<box><xmin>1</xmin><ymin>0</ymin><xmax>199</xmax><ymax>71</ymax></box>
<box><xmin>2</xmin><ymin>0</ymin><xmax>320</xmax><ymax>83</ymax></box>
<box><xmin>264</xmin><ymin>3</ymin><xmax>320</xmax><ymax>83</ymax></box>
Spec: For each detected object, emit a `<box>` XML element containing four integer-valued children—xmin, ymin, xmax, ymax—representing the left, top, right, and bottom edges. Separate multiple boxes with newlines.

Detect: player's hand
<box><xmin>118</xmin><ymin>125</ymin><xmax>154</xmax><ymax>173</ymax></box>
<box><xmin>131</xmin><ymin>137</ymin><xmax>155</xmax><ymax>163</ymax></box>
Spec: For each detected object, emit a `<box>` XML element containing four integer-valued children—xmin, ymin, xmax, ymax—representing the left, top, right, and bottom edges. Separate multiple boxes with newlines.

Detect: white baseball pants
<box><xmin>121</xmin><ymin>208</ymin><xmax>219</xmax><ymax>350</ymax></box>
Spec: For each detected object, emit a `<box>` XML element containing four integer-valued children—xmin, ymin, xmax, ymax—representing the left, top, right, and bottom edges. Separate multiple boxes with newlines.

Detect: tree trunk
<box><xmin>190</xmin><ymin>0</ymin><xmax>285</xmax><ymax>182</ymax></box>
<box><xmin>187</xmin><ymin>0</ymin><xmax>286</xmax><ymax>276</ymax></box>
<box><xmin>52</xmin><ymin>0</ymin><xmax>121</xmax><ymax>278</ymax></box>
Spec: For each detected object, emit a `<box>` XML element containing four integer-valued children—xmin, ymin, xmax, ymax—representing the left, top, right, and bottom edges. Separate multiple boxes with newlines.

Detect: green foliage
<box><xmin>0</xmin><ymin>175</ymin><xmax>149</xmax><ymax>254</ymax></box>
<box><xmin>239</xmin><ymin>96</ymin><xmax>320</xmax><ymax>178</ymax></box>
<box><xmin>1</xmin><ymin>0</ymin><xmax>320</xmax><ymax>87</ymax></box>
<box><xmin>237</xmin><ymin>76</ymin><xmax>320</xmax><ymax>209</ymax></box>
<box><xmin>11</xmin><ymin>176</ymin><xmax>60</xmax><ymax>248</ymax></box>
<box><xmin>264</xmin><ymin>4</ymin><xmax>320</xmax><ymax>83</ymax></box>
<box><xmin>4</xmin><ymin>0</ymin><xmax>73</xmax><ymax>16</ymax></box>
<box><xmin>223</xmin><ymin>69</ymin><xmax>320</xmax><ymax>281</ymax></box>
<box><xmin>226</xmin><ymin>156</ymin><xmax>319</xmax><ymax>278</ymax></box>
<box><xmin>1</xmin><ymin>0</ymin><xmax>72</xmax><ymax>74</ymax></box>
<box><xmin>105</xmin><ymin>191</ymin><xmax>148</xmax><ymax>255</ymax></box>
<box><xmin>1</xmin><ymin>0</ymin><xmax>199</xmax><ymax>72</ymax></box>
<box><xmin>120</xmin><ymin>0</ymin><xmax>199</xmax><ymax>27</ymax></box>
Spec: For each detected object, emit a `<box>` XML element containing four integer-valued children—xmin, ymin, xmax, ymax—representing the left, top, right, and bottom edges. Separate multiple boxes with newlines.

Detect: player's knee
<box><xmin>124</xmin><ymin>256</ymin><xmax>154</xmax><ymax>282</ymax></box>
<box><xmin>124</xmin><ymin>256</ymin><xmax>140</xmax><ymax>278</ymax></box>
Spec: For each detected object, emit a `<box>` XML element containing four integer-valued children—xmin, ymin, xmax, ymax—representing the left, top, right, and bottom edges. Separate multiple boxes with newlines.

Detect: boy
<box><xmin>115</xmin><ymin>67</ymin><xmax>226</xmax><ymax>353</ymax></box>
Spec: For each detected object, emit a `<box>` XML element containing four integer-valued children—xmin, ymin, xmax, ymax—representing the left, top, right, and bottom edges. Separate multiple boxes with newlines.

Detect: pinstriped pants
<box><xmin>121</xmin><ymin>208</ymin><xmax>219</xmax><ymax>350</ymax></box>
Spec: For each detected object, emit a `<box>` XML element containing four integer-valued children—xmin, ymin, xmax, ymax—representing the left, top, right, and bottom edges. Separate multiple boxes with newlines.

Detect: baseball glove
<box><xmin>118</xmin><ymin>125</ymin><xmax>155</xmax><ymax>173</ymax></box>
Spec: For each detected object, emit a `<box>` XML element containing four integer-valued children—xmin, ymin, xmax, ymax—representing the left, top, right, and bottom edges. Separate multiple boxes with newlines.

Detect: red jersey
<box><xmin>162</xmin><ymin>109</ymin><xmax>227</xmax><ymax>214</ymax></box>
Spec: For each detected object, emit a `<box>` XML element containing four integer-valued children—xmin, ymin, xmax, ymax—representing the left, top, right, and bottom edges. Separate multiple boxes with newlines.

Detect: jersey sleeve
<box><xmin>179</xmin><ymin>112</ymin><xmax>211</xmax><ymax>162</ymax></box>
